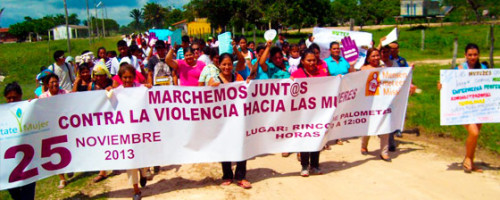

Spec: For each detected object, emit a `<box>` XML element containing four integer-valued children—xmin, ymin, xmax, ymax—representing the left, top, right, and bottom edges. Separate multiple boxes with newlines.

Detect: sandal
<box><xmin>463</xmin><ymin>158</ymin><xmax>472</xmax><ymax>173</ymax></box>
<box><xmin>463</xmin><ymin>159</ymin><xmax>483</xmax><ymax>173</ymax></box>
<box><xmin>237</xmin><ymin>180</ymin><xmax>252</xmax><ymax>189</ymax></box>
<box><xmin>361</xmin><ymin>148</ymin><xmax>368</xmax><ymax>155</ymax></box>
<box><xmin>379</xmin><ymin>154</ymin><xmax>392</xmax><ymax>162</ymax></box>
<box><xmin>58</xmin><ymin>180</ymin><xmax>66</xmax><ymax>189</ymax></box>
<box><xmin>93</xmin><ymin>174</ymin><xmax>107</xmax><ymax>183</ymax></box>
<box><xmin>220</xmin><ymin>179</ymin><xmax>232</xmax><ymax>186</ymax></box>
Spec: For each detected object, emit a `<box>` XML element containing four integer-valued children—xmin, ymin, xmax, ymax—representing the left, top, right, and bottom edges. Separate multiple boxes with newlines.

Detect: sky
<box><xmin>0</xmin><ymin>0</ymin><xmax>190</xmax><ymax>27</ymax></box>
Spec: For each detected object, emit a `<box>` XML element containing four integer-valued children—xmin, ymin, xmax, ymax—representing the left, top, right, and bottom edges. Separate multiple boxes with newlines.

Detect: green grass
<box><xmin>0</xmin><ymin>172</ymin><xmax>109</xmax><ymax>200</ymax></box>
<box><xmin>0</xmin><ymin>36</ymin><xmax>121</xmax><ymax>103</ymax></box>
<box><xmin>363</xmin><ymin>24</ymin><xmax>500</xmax><ymax>61</ymax></box>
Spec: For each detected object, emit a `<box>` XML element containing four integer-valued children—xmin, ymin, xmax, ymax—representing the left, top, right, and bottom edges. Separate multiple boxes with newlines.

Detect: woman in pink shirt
<box><xmin>308</xmin><ymin>43</ymin><xmax>328</xmax><ymax>72</ymax></box>
<box><xmin>166</xmin><ymin>46</ymin><xmax>206</xmax><ymax>86</ymax></box>
<box><xmin>291</xmin><ymin>49</ymin><xmax>327</xmax><ymax>177</ymax></box>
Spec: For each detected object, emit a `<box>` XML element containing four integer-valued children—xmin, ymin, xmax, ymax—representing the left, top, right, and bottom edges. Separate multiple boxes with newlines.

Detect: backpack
<box><xmin>153</xmin><ymin>56</ymin><xmax>173</xmax><ymax>85</ymax></box>
<box><xmin>48</xmin><ymin>62</ymin><xmax>74</xmax><ymax>82</ymax></box>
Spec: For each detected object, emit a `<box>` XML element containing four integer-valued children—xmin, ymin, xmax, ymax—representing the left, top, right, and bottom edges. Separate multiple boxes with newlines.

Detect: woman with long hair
<box><xmin>359</xmin><ymin>48</ymin><xmax>391</xmax><ymax>162</ymax></box>
<box><xmin>439</xmin><ymin>43</ymin><xmax>487</xmax><ymax>173</ymax></box>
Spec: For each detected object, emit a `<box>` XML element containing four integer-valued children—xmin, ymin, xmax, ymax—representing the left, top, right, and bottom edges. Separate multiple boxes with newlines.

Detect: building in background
<box><xmin>49</xmin><ymin>25</ymin><xmax>88</xmax><ymax>40</ymax></box>
<box><xmin>400</xmin><ymin>0</ymin><xmax>440</xmax><ymax>17</ymax></box>
<box><xmin>0</xmin><ymin>28</ymin><xmax>17</xmax><ymax>43</ymax></box>
<box><xmin>172</xmin><ymin>18</ymin><xmax>213</xmax><ymax>36</ymax></box>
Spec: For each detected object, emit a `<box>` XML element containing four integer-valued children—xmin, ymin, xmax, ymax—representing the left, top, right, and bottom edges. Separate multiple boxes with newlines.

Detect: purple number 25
<box><xmin>3</xmin><ymin>135</ymin><xmax>72</xmax><ymax>183</ymax></box>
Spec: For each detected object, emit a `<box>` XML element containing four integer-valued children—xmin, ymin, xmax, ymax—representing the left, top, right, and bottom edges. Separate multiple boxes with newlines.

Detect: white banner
<box><xmin>440</xmin><ymin>69</ymin><xmax>500</xmax><ymax>125</ymax></box>
<box><xmin>0</xmin><ymin>68</ymin><xmax>411</xmax><ymax>190</ymax></box>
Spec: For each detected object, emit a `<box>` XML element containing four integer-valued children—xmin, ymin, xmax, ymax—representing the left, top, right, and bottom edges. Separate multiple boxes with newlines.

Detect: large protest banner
<box><xmin>0</xmin><ymin>68</ymin><xmax>411</xmax><ymax>190</ymax></box>
<box><xmin>440</xmin><ymin>69</ymin><xmax>500</xmax><ymax>125</ymax></box>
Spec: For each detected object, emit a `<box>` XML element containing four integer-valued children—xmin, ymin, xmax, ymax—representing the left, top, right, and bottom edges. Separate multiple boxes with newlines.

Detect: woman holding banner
<box><xmin>4</xmin><ymin>82</ymin><xmax>38</xmax><ymax>199</ymax></box>
<box><xmin>291</xmin><ymin>49</ymin><xmax>328</xmax><ymax>176</ymax></box>
<box><xmin>438</xmin><ymin>43</ymin><xmax>486</xmax><ymax>173</ymax></box>
<box><xmin>88</xmin><ymin>61</ymin><xmax>114</xmax><ymax>183</ymax></box>
<box><xmin>38</xmin><ymin>73</ymin><xmax>74</xmax><ymax>187</ymax></box>
<box><xmin>208</xmin><ymin>53</ymin><xmax>251</xmax><ymax>189</ymax></box>
<box><xmin>359</xmin><ymin>48</ymin><xmax>391</xmax><ymax>162</ymax></box>
<box><xmin>117</xmin><ymin>64</ymin><xmax>152</xmax><ymax>199</ymax></box>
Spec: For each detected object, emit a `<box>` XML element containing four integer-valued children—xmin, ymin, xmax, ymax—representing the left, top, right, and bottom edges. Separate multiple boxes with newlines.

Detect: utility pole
<box><xmin>94</xmin><ymin>1</ymin><xmax>100</xmax><ymax>38</ymax></box>
<box><xmin>86</xmin><ymin>0</ymin><xmax>91</xmax><ymax>45</ymax></box>
<box><xmin>63</xmin><ymin>0</ymin><xmax>71</xmax><ymax>54</ymax></box>
<box><xmin>98</xmin><ymin>1</ymin><xmax>105</xmax><ymax>37</ymax></box>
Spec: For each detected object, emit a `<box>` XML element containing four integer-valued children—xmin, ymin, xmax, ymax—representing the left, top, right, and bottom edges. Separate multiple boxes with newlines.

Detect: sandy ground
<box><xmin>90</xmin><ymin>134</ymin><xmax>500</xmax><ymax>200</ymax></box>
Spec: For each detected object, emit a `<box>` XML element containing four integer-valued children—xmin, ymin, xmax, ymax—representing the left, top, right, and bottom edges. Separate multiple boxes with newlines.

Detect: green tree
<box><xmin>331</xmin><ymin>0</ymin><xmax>359</xmax><ymax>25</ymax></box>
<box><xmin>444</xmin><ymin>0</ymin><xmax>499</xmax><ymax>22</ymax></box>
<box><xmin>83</xmin><ymin>18</ymin><xmax>120</xmax><ymax>32</ymax></box>
<box><xmin>286</xmin><ymin>0</ymin><xmax>330</xmax><ymax>32</ymax></box>
<box><xmin>358</xmin><ymin>0</ymin><xmax>399</xmax><ymax>25</ymax></box>
<box><xmin>129</xmin><ymin>8</ymin><xmax>143</xmax><ymax>30</ymax></box>
<box><xmin>263</xmin><ymin>0</ymin><xmax>287</xmax><ymax>29</ymax></box>
<box><xmin>8</xmin><ymin>22</ymin><xmax>31</xmax><ymax>39</ymax></box>
<box><xmin>165</xmin><ymin>8</ymin><xmax>184</xmax><ymax>27</ymax></box>
<box><xmin>143</xmin><ymin>2</ymin><xmax>167</xmax><ymax>28</ymax></box>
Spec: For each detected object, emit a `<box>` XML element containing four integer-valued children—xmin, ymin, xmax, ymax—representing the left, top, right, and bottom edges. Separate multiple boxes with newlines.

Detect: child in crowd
<box><xmin>117</xmin><ymin>64</ymin><xmax>152</xmax><ymax>199</ymax></box>
<box><xmin>287</xmin><ymin>44</ymin><xmax>301</xmax><ymax>74</ymax></box>
<box><xmin>72</xmin><ymin>63</ymin><xmax>92</xmax><ymax>92</ymax></box>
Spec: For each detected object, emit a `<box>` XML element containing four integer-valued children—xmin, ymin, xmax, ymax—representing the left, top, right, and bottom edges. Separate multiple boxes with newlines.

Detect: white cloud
<box><xmin>0</xmin><ymin>0</ymin><xmax>191</xmax><ymax>27</ymax></box>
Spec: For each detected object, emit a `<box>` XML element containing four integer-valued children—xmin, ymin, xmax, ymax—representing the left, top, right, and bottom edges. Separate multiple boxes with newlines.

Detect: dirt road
<box><xmin>91</xmin><ymin>134</ymin><xmax>500</xmax><ymax>200</ymax></box>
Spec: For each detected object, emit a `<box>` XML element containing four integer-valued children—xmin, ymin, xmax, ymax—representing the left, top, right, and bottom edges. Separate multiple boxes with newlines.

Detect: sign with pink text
<box><xmin>0</xmin><ymin>68</ymin><xmax>411</xmax><ymax>190</ymax></box>
<box><xmin>312</xmin><ymin>27</ymin><xmax>372</xmax><ymax>60</ymax></box>
<box><xmin>440</xmin><ymin>69</ymin><xmax>500</xmax><ymax>125</ymax></box>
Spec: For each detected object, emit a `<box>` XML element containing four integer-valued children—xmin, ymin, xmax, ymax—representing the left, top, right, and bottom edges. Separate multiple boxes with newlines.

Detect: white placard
<box><xmin>440</xmin><ymin>69</ymin><xmax>500</xmax><ymax>125</ymax></box>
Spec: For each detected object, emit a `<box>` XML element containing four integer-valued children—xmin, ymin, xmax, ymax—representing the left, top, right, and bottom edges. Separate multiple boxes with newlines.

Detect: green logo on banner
<box><xmin>11</xmin><ymin>108</ymin><xmax>24</xmax><ymax>132</ymax></box>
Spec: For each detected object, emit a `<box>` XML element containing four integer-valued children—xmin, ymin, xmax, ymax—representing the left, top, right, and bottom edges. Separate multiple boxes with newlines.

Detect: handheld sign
<box><xmin>312</xmin><ymin>27</ymin><xmax>372</xmax><ymax>60</ymax></box>
<box><xmin>381</xmin><ymin>28</ymin><xmax>398</xmax><ymax>47</ymax></box>
<box><xmin>218</xmin><ymin>32</ymin><xmax>233</xmax><ymax>55</ymax></box>
<box><xmin>171</xmin><ymin>29</ymin><xmax>182</xmax><ymax>46</ymax></box>
<box><xmin>264</xmin><ymin>29</ymin><xmax>277</xmax><ymax>41</ymax></box>
<box><xmin>148</xmin><ymin>32</ymin><xmax>158</xmax><ymax>47</ymax></box>
<box><xmin>149</xmin><ymin>29</ymin><xmax>173</xmax><ymax>41</ymax></box>
<box><xmin>341</xmin><ymin>36</ymin><xmax>359</xmax><ymax>63</ymax></box>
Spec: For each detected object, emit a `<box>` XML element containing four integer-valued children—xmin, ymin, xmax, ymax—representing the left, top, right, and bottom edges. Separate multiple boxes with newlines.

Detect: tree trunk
<box><xmin>467</xmin><ymin>0</ymin><xmax>481</xmax><ymax>23</ymax></box>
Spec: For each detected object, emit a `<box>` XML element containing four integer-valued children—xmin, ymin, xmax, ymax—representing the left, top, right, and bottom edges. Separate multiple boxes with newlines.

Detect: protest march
<box><xmin>1</xmin><ymin>2</ymin><xmax>499</xmax><ymax>199</ymax></box>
